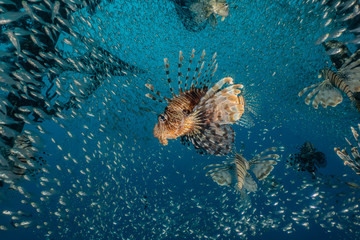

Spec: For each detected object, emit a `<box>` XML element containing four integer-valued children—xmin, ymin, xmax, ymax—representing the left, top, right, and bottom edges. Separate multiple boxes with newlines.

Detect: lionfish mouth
<box><xmin>158</xmin><ymin>137</ymin><xmax>168</xmax><ymax>146</ymax></box>
<box><xmin>153</xmin><ymin>123</ymin><xmax>169</xmax><ymax>145</ymax></box>
<box><xmin>215</xmin><ymin>4</ymin><xmax>229</xmax><ymax>17</ymax></box>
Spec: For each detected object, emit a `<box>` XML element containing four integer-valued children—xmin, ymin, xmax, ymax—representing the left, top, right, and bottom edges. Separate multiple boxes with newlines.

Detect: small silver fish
<box><xmin>52</xmin><ymin>1</ymin><xmax>60</xmax><ymax>23</ymax></box>
<box><xmin>0</xmin><ymin>11</ymin><xmax>27</xmax><ymax>25</ymax></box>
<box><xmin>315</xmin><ymin>33</ymin><xmax>329</xmax><ymax>45</ymax></box>
<box><xmin>5</xmin><ymin>29</ymin><xmax>21</xmax><ymax>55</ymax></box>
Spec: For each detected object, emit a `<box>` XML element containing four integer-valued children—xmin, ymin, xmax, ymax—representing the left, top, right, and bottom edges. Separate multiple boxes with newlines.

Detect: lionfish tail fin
<box><xmin>237</xmin><ymin>86</ymin><xmax>258</xmax><ymax>128</ymax></box>
<box><xmin>184</xmin><ymin>123</ymin><xmax>234</xmax><ymax>156</ymax></box>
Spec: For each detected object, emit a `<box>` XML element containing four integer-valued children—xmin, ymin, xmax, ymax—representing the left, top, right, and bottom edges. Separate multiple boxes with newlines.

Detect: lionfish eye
<box><xmin>158</xmin><ymin>114</ymin><xmax>166</xmax><ymax>121</ymax></box>
<box><xmin>182</xmin><ymin>109</ymin><xmax>190</xmax><ymax>115</ymax></box>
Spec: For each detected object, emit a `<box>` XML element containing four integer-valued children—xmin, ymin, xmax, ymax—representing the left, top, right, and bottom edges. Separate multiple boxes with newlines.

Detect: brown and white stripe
<box><xmin>323</xmin><ymin>68</ymin><xmax>354</xmax><ymax>102</ymax></box>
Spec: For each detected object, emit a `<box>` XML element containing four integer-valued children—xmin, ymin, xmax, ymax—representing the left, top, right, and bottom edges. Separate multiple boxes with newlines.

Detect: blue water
<box><xmin>1</xmin><ymin>0</ymin><xmax>360</xmax><ymax>239</ymax></box>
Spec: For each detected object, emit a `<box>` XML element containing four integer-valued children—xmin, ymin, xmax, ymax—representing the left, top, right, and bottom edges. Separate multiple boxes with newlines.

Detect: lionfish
<box><xmin>298</xmin><ymin>48</ymin><xmax>360</xmax><ymax>111</ymax></box>
<box><xmin>287</xmin><ymin>141</ymin><xmax>326</xmax><ymax>176</ymax></box>
<box><xmin>145</xmin><ymin>49</ymin><xmax>253</xmax><ymax>156</ymax></box>
<box><xmin>189</xmin><ymin>0</ymin><xmax>229</xmax><ymax>27</ymax></box>
<box><xmin>204</xmin><ymin>147</ymin><xmax>279</xmax><ymax>192</ymax></box>
<box><xmin>334</xmin><ymin>124</ymin><xmax>360</xmax><ymax>175</ymax></box>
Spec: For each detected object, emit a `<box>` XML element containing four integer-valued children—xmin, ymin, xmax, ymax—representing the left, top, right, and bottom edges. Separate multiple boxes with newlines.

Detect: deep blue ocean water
<box><xmin>0</xmin><ymin>0</ymin><xmax>360</xmax><ymax>239</ymax></box>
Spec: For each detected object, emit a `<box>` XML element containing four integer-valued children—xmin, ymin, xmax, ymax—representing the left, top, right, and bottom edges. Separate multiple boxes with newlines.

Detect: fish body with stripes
<box><xmin>204</xmin><ymin>147</ymin><xmax>279</xmax><ymax>192</ymax></box>
<box><xmin>298</xmin><ymin>49</ymin><xmax>360</xmax><ymax>111</ymax></box>
<box><xmin>146</xmin><ymin>49</ymin><xmax>254</xmax><ymax>156</ymax></box>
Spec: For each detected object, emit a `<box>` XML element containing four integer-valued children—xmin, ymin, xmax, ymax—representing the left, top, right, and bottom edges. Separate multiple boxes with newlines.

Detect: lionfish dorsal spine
<box><xmin>184</xmin><ymin>49</ymin><xmax>196</xmax><ymax>91</ymax></box>
<box><xmin>164</xmin><ymin>58</ymin><xmax>175</xmax><ymax>97</ymax></box>
<box><xmin>178</xmin><ymin>51</ymin><xmax>184</xmax><ymax>94</ymax></box>
<box><xmin>200</xmin><ymin>52</ymin><xmax>218</xmax><ymax>88</ymax></box>
<box><xmin>145</xmin><ymin>83</ymin><xmax>166</xmax><ymax>103</ymax></box>
<box><xmin>190</xmin><ymin>50</ymin><xmax>206</xmax><ymax>89</ymax></box>
<box><xmin>326</xmin><ymin>68</ymin><xmax>354</xmax><ymax>102</ymax></box>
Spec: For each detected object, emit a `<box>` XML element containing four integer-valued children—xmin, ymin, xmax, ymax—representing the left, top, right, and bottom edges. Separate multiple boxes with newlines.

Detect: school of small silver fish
<box><xmin>0</xmin><ymin>0</ymin><xmax>360</xmax><ymax>239</ymax></box>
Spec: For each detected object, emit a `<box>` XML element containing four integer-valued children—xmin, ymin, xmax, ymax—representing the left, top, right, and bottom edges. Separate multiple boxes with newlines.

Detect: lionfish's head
<box><xmin>212</xmin><ymin>0</ymin><xmax>229</xmax><ymax>18</ymax></box>
<box><xmin>153</xmin><ymin>113</ymin><xmax>170</xmax><ymax>145</ymax></box>
<box><xmin>153</xmin><ymin>110</ymin><xmax>185</xmax><ymax>146</ymax></box>
<box><xmin>302</xmin><ymin>141</ymin><xmax>315</xmax><ymax>153</ymax></box>
<box><xmin>153</xmin><ymin>93</ymin><xmax>199</xmax><ymax>145</ymax></box>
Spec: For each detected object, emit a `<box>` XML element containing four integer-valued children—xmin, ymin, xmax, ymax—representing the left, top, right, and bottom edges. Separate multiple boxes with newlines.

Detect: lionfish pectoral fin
<box><xmin>189</xmin><ymin>2</ymin><xmax>205</xmax><ymax>14</ymax></box>
<box><xmin>251</xmin><ymin>160</ymin><xmax>276</xmax><ymax>180</ymax></box>
<box><xmin>313</xmin><ymin>82</ymin><xmax>343</xmax><ymax>108</ymax></box>
<box><xmin>209</xmin><ymin>168</ymin><xmax>233</xmax><ymax>186</ymax></box>
<box><xmin>201</xmin><ymin>83</ymin><xmax>246</xmax><ymax>125</ymax></box>
<box><xmin>209</xmin><ymin>14</ymin><xmax>217</xmax><ymax>26</ymax></box>
<box><xmin>251</xmin><ymin>147</ymin><xmax>278</xmax><ymax>160</ymax></box>
<box><xmin>236</xmin><ymin>90</ymin><xmax>257</xmax><ymax>128</ymax></box>
<box><xmin>244</xmin><ymin>173</ymin><xmax>257</xmax><ymax>192</ymax></box>
<box><xmin>301</xmin><ymin>79</ymin><xmax>342</xmax><ymax>108</ymax></box>
<box><xmin>237</xmin><ymin>113</ymin><xmax>254</xmax><ymax>128</ymax></box>
<box><xmin>298</xmin><ymin>82</ymin><xmax>320</xmax><ymax>97</ymax></box>
<box><xmin>193</xmin><ymin>13</ymin><xmax>207</xmax><ymax>24</ymax></box>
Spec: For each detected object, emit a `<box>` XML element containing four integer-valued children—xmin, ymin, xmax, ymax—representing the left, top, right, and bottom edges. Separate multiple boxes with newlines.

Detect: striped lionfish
<box><xmin>204</xmin><ymin>147</ymin><xmax>279</xmax><ymax>192</ymax></box>
<box><xmin>334</xmin><ymin>124</ymin><xmax>360</xmax><ymax>175</ymax></box>
<box><xmin>298</xmin><ymin>51</ymin><xmax>360</xmax><ymax>111</ymax></box>
<box><xmin>189</xmin><ymin>0</ymin><xmax>229</xmax><ymax>27</ymax></box>
<box><xmin>145</xmin><ymin>49</ymin><xmax>253</xmax><ymax>156</ymax></box>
